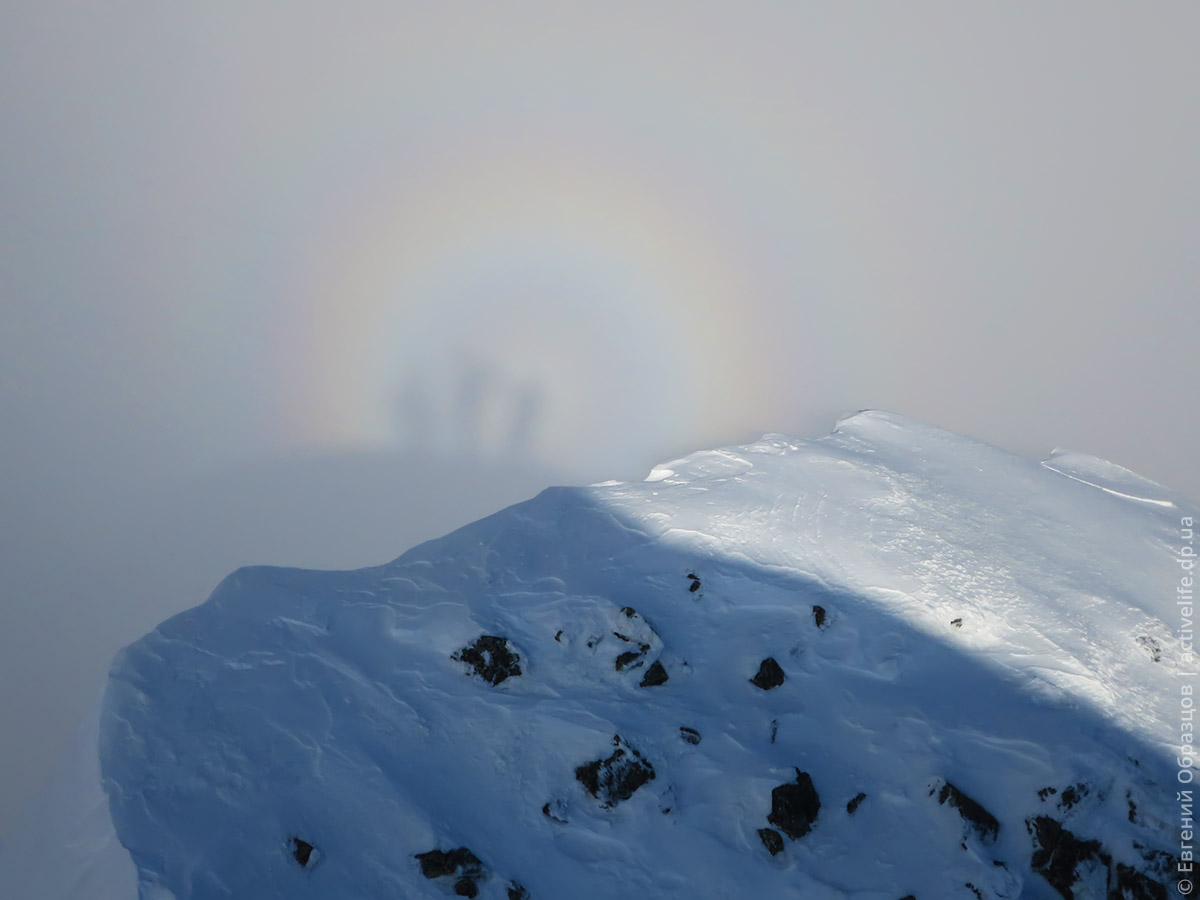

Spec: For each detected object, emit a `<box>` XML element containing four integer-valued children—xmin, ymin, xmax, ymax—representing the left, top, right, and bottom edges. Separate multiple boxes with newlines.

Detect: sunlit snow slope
<box><xmin>78</xmin><ymin>413</ymin><xmax>1200</xmax><ymax>897</ymax></box>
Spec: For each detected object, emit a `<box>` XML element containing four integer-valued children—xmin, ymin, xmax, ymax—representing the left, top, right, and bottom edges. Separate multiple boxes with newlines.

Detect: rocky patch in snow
<box><xmin>678</xmin><ymin>726</ymin><xmax>701</xmax><ymax>745</ymax></box>
<box><xmin>639</xmin><ymin>659</ymin><xmax>669</xmax><ymax>687</ymax></box>
<box><xmin>574</xmin><ymin>735</ymin><xmax>656</xmax><ymax>808</ymax></box>
<box><xmin>1026</xmin><ymin>816</ymin><xmax>1170</xmax><ymax>900</ymax></box>
<box><xmin>757</xmin><ymin>827</ymin><xmax>784</xmax><ymax>856</ymax></box>
<box><xmin>290</xmin><ymin>837</ymin><xmax>315</xmax><ymax>867</ymax></box>
<box><xmin>414</xmin><ymin>847</ymin><xmax>486</xmax><ymax>897</ymax></box>
<box><xmin>766</xmin><ymin>770</ymin><xmax>821</xmax><ymax>840</ymax></box>
<box><xmin>933</xmin><ymin>779</ymin><xmax>1000</xmax><ymax>844</ymax></box>
<box><xmin>453</xmin><ymin>635</ymin><xmax>522</xmax><ymax>685</ymax></box>
<box><xmin>750</xmin><ymin>657</ymin><xmax>785</xmax><ymax>690</ymax></box>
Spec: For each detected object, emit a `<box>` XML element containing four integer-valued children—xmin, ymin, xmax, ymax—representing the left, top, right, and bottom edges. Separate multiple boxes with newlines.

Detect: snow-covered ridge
<box><xmin>67</xmin><ymin>413</ymin><xmax>1200</xmax><ymax>896</ymax></box>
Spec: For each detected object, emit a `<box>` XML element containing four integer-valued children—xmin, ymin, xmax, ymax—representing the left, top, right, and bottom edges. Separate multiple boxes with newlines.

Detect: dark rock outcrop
<box><xmin>454</xmin><ymin>876</ymin><xmax>478</xmax><ymax>897</ymax></box>
<box><xmin>768</xmin><ymin>770</ymin><xmax>821</xmax><ymax>839</ymax></box>
<box><xmin>1026</xmin><ymin>816</ymin><xmax>1169</xmax><ymax>899</ymax></box>
<box><xmin>758</xmin><ymin>827</ymin><xmax>784</xmax><ymax>856</ymax></box>
<box><xmin>575</xmin><ymin>735</ymin><xmax>656</xmax><ymax>808</ymax></box>
<box><xmin>679</xmin><ymin>726</ymin><xmax>701</xmax><ymax>745</ymax></box>
<box><xmin>1137</xmin><ymin>634</ymin><xmax>1162</xmax><ymax>662</ymax></box>
<box><xmin>1027</xmin><ymin>816</ymin><xmax>1108</xmax><ymax>899</ymax></box>
<box><xmin>614</xmin><ymin>648</ymin><xmax>649</xmax><ymax>671</ymax></box>
<box><xmin>751</xmin><ymin>657</ymin><xmax>785</xmax><ymax>690</ymax></box>
<box><xmin>812</xmin><ymin>605</ymin><xmax>828</xmax><ymax>628</ymax></box>
<box><xmin>609</xmin><ymin>607</ymin><xmax>660</xmax><ymax>674</ymax></box>
<box><xmin>507</xmin><ymin>882</ymin><xmax>531</xmax><ymax>900</ymax></box>
<box><xmin>453</xmin><ymin>636</ymin><xmax>521</xmax><ymax>686</ymax></box>
<box><xmin>291</xmin><ymin>837</ymin><xmax>314</xmax><ymax>867</ymax></box>
<box><xmin>640</xmin><ymin>660</ymin><xmax>669</xmax><ymax>687</ymax></box>
<box><xmin>1057</xmin><ymin>783</ymin><xmax>1089</xmax><ymax>811</ymax></box>
<box><xmin>414</xmin><ymin>847</ymin><xmax>483</xmax><ymax>880</ymax></box>
<box><xmin>934</xmin><ymin>780</ymin><xmax>999</xmax><ymax>843</ymax></box>
<box><xmin>846</xmin><ymin>792</ymin><xmax>867</xmax><ymax>815</ymax></box>
<box><xmin>686</xmin><ymin>573</ymin><xmax>701</xmax><ymax>593</ymax></box>
<box><xmin>1114</xmin><ymin>863</ymin><xmax>1167</xmax><ymax>900</ymax></box>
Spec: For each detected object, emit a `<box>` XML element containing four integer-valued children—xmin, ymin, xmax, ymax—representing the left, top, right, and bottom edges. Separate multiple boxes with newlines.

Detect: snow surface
<box><xmin>5</xmin><ymin>411</ymin><xmax>1195</xmax><ymax>898</ymax></box>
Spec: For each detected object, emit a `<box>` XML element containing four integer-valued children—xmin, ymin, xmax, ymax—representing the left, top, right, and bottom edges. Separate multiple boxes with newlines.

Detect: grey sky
<box><xmin>1</xmin><ymin>3</ymin><xmax>1197</xmax><ymax>834</ymax></box>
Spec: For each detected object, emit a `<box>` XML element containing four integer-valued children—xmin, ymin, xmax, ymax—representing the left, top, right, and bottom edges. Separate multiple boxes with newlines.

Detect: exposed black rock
<box><xmin>686</xmin><ymin>573</ymin><xmax>701</xmax><ymax>593</ymax></box>
<box><xmin>964</xmin><ymin>883</ymin><xmax>983</xmax><ymax>899</ymax></box>
<box><xmin>640</xmin><ymin>660</ymin><xmax>669</xmax><ymax>687</ymax></box>
<box><xmin>769</xmin><ymin>719</ymin><xmax>778</xmax><ymax>743</ymax></box>
<box><xmin>934</xmin><ymin>781</ymin><xmax>999</xmax><ymax>843</ymax></box>
<box><xmin>679</xmin><ymin>726</ymin><xmax>702</xmax><ymax>745</ymax></box>
<box><xmin>453</xmin><ymin>636</ymin><xmax>521</xmax><ymax>686</ymax></box>
<box><xmin>414</xmin><ymin>848</ymin><xmax>483</xmax><ymax>880</ymax></box>
<box><xmin>1027</xmin><ymin>825</ymin><xmax>1166</xmax><ymax>900</ymax></box>
<box><xmin>291</xmin><ymin>837</ymin><xmax>314</xmax><ymax>867</ymax></box>
<box><xmin>609</xmin><ymin>607</ymin><xmax>660</xmax><ymax>673</ymax></box>
<box><xmin>1135</xmin><ymin>843</ymin><xmax>1178</xmax><ymax>880</ymax></box>
<box><xmin>454</xmin><ymin>876</ymin><xmax>478</xmax><ymax>897</ymax></box>
<box><xmin>812</xmin><ymin>605</ymin><xmax>827</xmax><ymax>628</ymax></box>
<box><xmin>614</xmin><ymin>647</ymin><xmax>649</xmax><ymax>671</ymax></box>
<box><xmin>1137</xmin><ymin>634</ymin><xmax>1162</xmax><ymax>662</ymax></box>
<box><xmin>950</xmin><ymin>617</ymin><xmax>963</xmax><ymax>628</ymax></box>
<box><xmin>1113</xmin><ymin>863</ymin><xmax>1167</xmax><ymax>900</ymax></box>
<box><xmin>1027</xmin><ymin>816</ymin><xmax>1109</xmax><ymax>899</ymax></box>
<box><xmin>758</xmin><ymin>827</ymin><xmax>784</xmax><ymax>856</ymax></box>
<box><xmin>899</xmin><ymin>896</ymin><xmax>917</xmax><ymax>900</ymax></box>
<box><xmin>575</xmin><ymin>735</ymin><xmax>656</xmax><ymax>808</ymax></box>
<box><xmin>751</xmin><ymin>657</ymin><xmax>785</xmax><ymax>690</ymax></box>
<box><xmin>1039</xmin><ymin>787</ymin><xmax>1058</xmax><ymax>801</ymax></box>
<box><xmin>1058</xmin><ymin>783</ymin><xmax>1089</xmax><ymax>811</ymax></box>
<box><xmin>507</xmin><ymin>882</ymin><xmax>531</xmax><ymax>900</ymax></box>
<box><xmin>847</xmin><ymin>792</ymin><xmax>867</xmax><ymax>815</ymax></box>
<box><xmin>768</xmin><ymin>770</ymin><xmax>821</xmax><ymax>839</ymax></box>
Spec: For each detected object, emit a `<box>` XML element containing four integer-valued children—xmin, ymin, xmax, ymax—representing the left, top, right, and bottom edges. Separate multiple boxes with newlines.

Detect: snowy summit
<box><xmin>5</xmin><ymin>411</ymin><xmax>1196</xmax><ymax>899</ymax></box>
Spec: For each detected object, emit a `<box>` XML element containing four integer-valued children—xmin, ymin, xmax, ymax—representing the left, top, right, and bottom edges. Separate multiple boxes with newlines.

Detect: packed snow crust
<box><xmin>84</xmin><ymin>412</ymin><xmax>1198</xmax><ymax>897</ymax></box>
